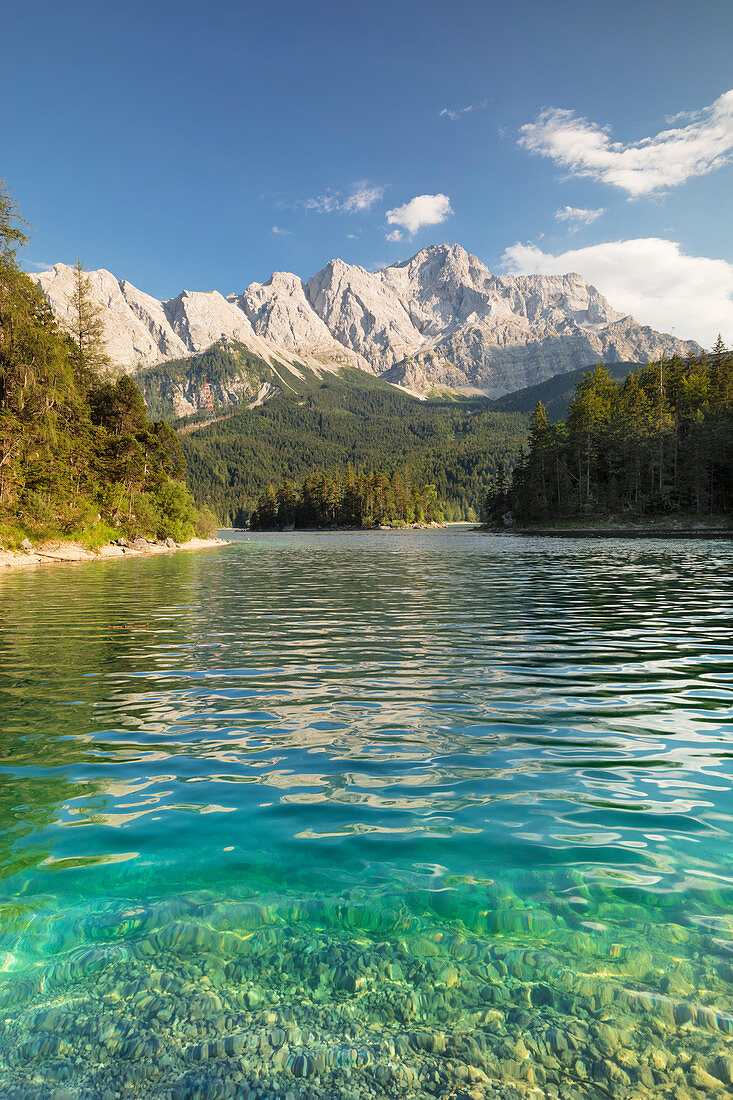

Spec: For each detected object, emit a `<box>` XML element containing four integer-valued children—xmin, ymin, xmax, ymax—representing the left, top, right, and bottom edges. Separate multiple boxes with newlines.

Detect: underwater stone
<box><xmin>411</xmin><ymin>1030</ymin><xmax>448</xmax><ymax>1054</ymax></box>
<box><xmin>690</xmin><ymin>1062</ymin><xmax>723</xmax><ymax>1092</ymax></box>
<box><xmin>289</xmin><ymin>1053</ymin><xmax>307</xmax><ymax>1076</ymax></box>
<box><xmin>713</xmin><ymin>1054</ymin><xmax>733</xmax><ymax>1083</ymax></box>
<box><xmin>592</xmin><ymin>1022</ymin><xmax>620</xmax><ymax>1051</ymax></box>
<box><xmin>490</xmin><ymin>908</ymin><xmax>555</xmax><ymax>934</ymax></box>
<box><xmin>308</xmin><ymin>1049</ymin><xmax>328</xmax><ymax>1074</ymax></box>
<box><xmin>437</xmin><ymin>964</ymin><xmax>459</xmax><ymax>987</ymax></box>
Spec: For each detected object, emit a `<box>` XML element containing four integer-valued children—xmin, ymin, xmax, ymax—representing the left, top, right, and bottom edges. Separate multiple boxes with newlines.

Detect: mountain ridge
<box><xmin>32</xmin><ymin>244</ymin><xmax>700</xmax><ymax>400</ymax></box>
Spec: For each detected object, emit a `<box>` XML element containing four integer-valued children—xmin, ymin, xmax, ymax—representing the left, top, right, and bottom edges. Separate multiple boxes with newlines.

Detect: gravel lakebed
<box><xmin>2</xmin><ymin>879</ymin><xmax>733</xmax><ymax>1100</ymax></box>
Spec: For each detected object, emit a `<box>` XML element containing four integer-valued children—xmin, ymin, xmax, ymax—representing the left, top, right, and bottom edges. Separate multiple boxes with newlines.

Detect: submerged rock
<box><xmin>3</xmin><ymin>883</ymin><xmax>733</xmax><ymax>1100</ymax></box>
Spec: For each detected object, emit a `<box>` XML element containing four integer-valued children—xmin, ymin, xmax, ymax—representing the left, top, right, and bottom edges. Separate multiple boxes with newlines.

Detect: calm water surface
<box><xmin>1</xmin><ymin>531</ymin><xmax>732</xmax><ymax>1099</ymax></box>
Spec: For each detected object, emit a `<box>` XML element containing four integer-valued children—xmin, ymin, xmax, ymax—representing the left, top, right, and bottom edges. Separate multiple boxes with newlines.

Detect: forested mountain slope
<box><xmin>491</xmin><ymin>362</ymin><xmax>636</xmax><ymax>421</ymax></box>
<box><xmin>180</xmin><ymin>369</ymin><xmax>528</xmax><ymax>525</ymax></box>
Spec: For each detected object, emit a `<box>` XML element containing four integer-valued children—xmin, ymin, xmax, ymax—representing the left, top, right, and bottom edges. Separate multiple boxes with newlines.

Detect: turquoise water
<box><xmin>1</xmin><ymin>530</ymin><xmax>732</xmax><ymax>1099</ymax></box>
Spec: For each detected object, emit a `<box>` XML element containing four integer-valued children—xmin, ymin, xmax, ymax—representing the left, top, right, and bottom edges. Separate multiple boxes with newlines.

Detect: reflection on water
<box><xmin>0</xmin><ymin>531</ymin><xmax>732</xmax><ymax>1098</ymax></box>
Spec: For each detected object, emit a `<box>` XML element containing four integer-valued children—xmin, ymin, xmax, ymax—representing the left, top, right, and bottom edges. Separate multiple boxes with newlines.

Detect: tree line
<box><xmin>250</xmin><ymin>468</ymin><xmax>445</xmax><ymax>529</ymax></box>
<box><xmin>485</xmin><ymin>352</ymin><xmax>733</xmax><ymax>524</ymax></box>
<box><xmin>0</xmin><ymin>182</ymin><xmax>216</xmax><ymax>548</ymax></box>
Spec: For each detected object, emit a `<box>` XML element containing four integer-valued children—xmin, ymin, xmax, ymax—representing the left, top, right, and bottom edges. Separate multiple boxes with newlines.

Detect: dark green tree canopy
<box><xmin>486</xmin><ymin>353</ymin><xmax>733</xmax><ymax>524</ymax></box>
<box><xmin>0</xmin><ymin>182</ymin><xmax>212</xmax><ymax>547</ymax></box>
<box><xmin>250</xmin><ymin>468</ymin><xmax>445</xmax><ymax>530</ymax></box>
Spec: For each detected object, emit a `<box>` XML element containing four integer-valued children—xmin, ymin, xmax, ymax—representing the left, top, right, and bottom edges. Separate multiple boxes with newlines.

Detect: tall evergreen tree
<box><xmin>68</xmin><ymin>258</ymin><xmax>110</xmax><ymax>381</ymax></box>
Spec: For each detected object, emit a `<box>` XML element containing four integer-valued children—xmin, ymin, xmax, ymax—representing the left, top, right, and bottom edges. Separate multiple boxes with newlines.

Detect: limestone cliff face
<box><xmin>118</xmin><ymin>280</ymin><xmax>190</xmax><ymax>361</ymax></box>
<box><xmin>32</xmin><ymin>245</ymin><xmax>701</xmax><ymax>398</ymax></box>
<box><xmin>304</xmin><ymin>247</ymin><xmax>700</xmax><ymax>395</ymax></box>
<box><xmin>305</xmin><ymin>258</ymin><xmax>421</xmax><ymax>369</ymax></box>
<box><xmin>32</xmin><ymin>266</ymin><xmax>327</xmax><ymax>377</ymax></box>
<box><xmin>229</xmin><ymin>272</ymin><xmax>372</xmax><ymax>372</ymax></box>
<box><xmin>35</xmin><ymin>264</ymin><xmax>170</xmax><ymax>370</ymax></box>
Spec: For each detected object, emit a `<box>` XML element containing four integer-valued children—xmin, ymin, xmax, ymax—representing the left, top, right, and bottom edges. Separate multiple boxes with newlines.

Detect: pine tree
<box><xmin>566</xmin><ymin>365</ymin><xmax>618</xmax><ymax>507</ymax></box>
<box><xmin>529</xmin><ymin>401</ymin><xmax>549</xmax><ymax>510</ymax></box>
<box><xmin>68</xmin><ymin>258</ymin><xmax>110</xmax><ymax>381</ymax></box>
<box><xmin>0</xmin><ymin>180</ymin><xmax>28</xmax><ymax>272</ymax></box>
<box><xmin>0</xmin><ymin>180</ymin><xmax>30</xmax><ymax>409</ymax></box>
<box><xmin>712</xmin><ymin>334</ymin><xmax>727</xmax><ymax>369</ymax></box>
<box><xmin>1</xmin><ymin>185</ymin><xmax>77</xmax><ymax>504</ymax></box>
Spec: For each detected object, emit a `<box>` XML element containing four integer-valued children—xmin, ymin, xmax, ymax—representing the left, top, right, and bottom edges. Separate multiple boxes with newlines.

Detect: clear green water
<box><xmin>1</xmin><ymin>530</ymin><xmax>733</xmax><ymax>1100</ymax></box>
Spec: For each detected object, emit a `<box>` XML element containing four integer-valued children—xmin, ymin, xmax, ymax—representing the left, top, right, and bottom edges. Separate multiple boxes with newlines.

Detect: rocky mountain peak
<box><xmin>231</xmin><ymin>269</ymin><xmax>370</xmax><ymax>368</ymax></box>
<box><xmin>31</xmin><ymin>247</ymin><xmax>701</xmax><ymax>399</ymax></box>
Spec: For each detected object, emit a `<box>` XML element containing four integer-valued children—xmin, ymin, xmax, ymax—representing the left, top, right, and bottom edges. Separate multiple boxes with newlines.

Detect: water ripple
<box><xmin>1</xmin><ymin>532</ymin><xmax>733</xmax><ymax>1097</ymax></box>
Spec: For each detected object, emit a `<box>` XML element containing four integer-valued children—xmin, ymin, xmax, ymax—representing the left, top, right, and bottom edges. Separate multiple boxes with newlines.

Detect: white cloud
<box><xmin>303</xmin><ymin>191</ymin><xmax>341</xmax><ymax>213</ymax></box>
<box><xmin>271</xmin><ymin>225</ymin><xmax>292</xmax><ymax>236</ymax></box>
<box><xmin>439</xmin><ymin>99</ymin><xmax>487</xmax><ymax>121</ymax></box>
<box><xmin>385</xmin><ymin>229</ymin><xmax>403</xmax><ymax>243</ymax></box>
<box><xmin>500</xmin><ymin>237</ymin><xmax>733</xmax><ymax>346</ymax></box>
<box><xmin>554</xmin><ymin>205</ymin><xmax>605</xmax><ymax>227</ymax></box>
<box><xmin>342</xmin><ymin>184</ymin><xmax>384</xmax><ymax>212</ymax></box>
<box><xmin>302</xmin><ymin>182</ymin><xmax>384</xmax><ymax>215</ymax></box>
<box><xmin>518</xmin><ymin>90</ymin><xmax>733</xmax><ymax>196</ymax></box>
<box><xmin>385</xmin><ymin>193</ymin><xmax>453</xmax><ymax>237</ymax></box>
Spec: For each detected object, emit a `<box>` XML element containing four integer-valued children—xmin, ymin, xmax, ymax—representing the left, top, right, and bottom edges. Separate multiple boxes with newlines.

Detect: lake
<box><xmin>1</xmin><ymin>530</ymin><xmax>732</xmax><ymax>1099</ymax></box>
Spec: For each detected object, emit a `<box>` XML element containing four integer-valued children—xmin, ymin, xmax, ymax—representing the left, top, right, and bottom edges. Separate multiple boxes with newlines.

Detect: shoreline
<box><xmin>238</xmin><ymin>521</ymin><xmax>474</xmax><ymax>535</ymax></box>
<box><xmin>486</xmin><ymin>526</ymin><xmax>733</xmax><ymax>539</ymax></box>
<box><xmin>228</xmin><ymin>522</ymin><xmax>733</xmax><ymax>540</ymax></box>
<box><xmin>0</xmin><ymin>536</ymin><xmax>229</xmax><ymax>571</ymax></box>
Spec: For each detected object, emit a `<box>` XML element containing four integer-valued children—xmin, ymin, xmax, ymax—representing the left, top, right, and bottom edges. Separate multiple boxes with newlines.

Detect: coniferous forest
<box><xmin>0</xmin><ymin>184</ymin><xmax>216</xmax><ymax>548</ymax></box>
<box><xmin>180</xmin><ymin>373</ymin><xmax>528</xmax><ymax>526</ymax></box>
<box><xmin>485</xmin><ymin>354</ymin><xmax>733</xmax><ymax>525</ymax></box>
<box><xmin>250</xmin><ymin>468</ymin><xmax>445</xmax><ymax>529</ymax></box>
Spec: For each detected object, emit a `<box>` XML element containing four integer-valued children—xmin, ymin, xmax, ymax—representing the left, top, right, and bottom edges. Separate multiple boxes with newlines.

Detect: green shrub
<box><xmin>20</xmin><ymin>491</ymin><xmax>56</xmax><ymax>531</ymax></box>
<box><xmin>194</xmin><ymin>506</ymin><xmax>219</xmax><ymax>539</ymax></box>
<box><xmin>154</xmin><ymin>479</ymin><xmax>197</xmax><ymax>543</ymax></box>
<box><xmin>58</xmin><ymin>500</ymin><xmax>102</xmax><ymax>535</ymax></box>
<box><xmin>130</xmin><ymin>492</ymin><xmax>164</xmax><ymax>540</ymax></box>
<box><xmin>0</xmin><ymin>523</ymin><xmax>31</xmax><ymax>551</ymax></box>
<box><xmin>77</xmin><ymin>521</ymin><xmax>118</xmax><ymax>551</ymax></box>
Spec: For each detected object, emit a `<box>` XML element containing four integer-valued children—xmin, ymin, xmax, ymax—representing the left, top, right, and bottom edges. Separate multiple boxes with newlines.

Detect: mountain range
<box><xmin>33</xmin><ymin>244</ymin><xmax>700</xmax><ymax>402</ymax></box>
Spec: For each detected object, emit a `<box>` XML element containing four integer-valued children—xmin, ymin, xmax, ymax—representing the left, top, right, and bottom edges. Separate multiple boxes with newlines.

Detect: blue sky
<box><xmin>3</xmin><ymin>0</ymin><xmax>732</xmax><ymax>343</ymax></box>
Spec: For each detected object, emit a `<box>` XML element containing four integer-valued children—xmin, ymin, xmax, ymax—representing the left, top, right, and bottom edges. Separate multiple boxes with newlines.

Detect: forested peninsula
<box><xmin>485</xmin><ymin>354</ymin><xmax>733</xmax><ymax>528</ymax></box>
<box><xmin>250</xmin><ymin>469</ymin><xmax>445</xmax><ymax>530</ymax></box>
<box><xmin>0</xmin><ymin>184</ymin><xmax>217</xmax><ymax>557</ymax></box>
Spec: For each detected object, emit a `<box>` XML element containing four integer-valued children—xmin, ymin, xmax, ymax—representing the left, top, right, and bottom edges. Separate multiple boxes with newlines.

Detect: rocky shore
<box><xmin>0</xmin><ymin>536</ymin><xmax>229</xmax><ymax>571</ymax></box>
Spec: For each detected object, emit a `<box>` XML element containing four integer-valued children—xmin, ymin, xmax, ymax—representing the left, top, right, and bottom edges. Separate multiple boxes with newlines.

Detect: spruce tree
<box><xmin>68</xmin><ymin>257</ymin><xmax>110</xmax><ymax>381</ymax></box>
